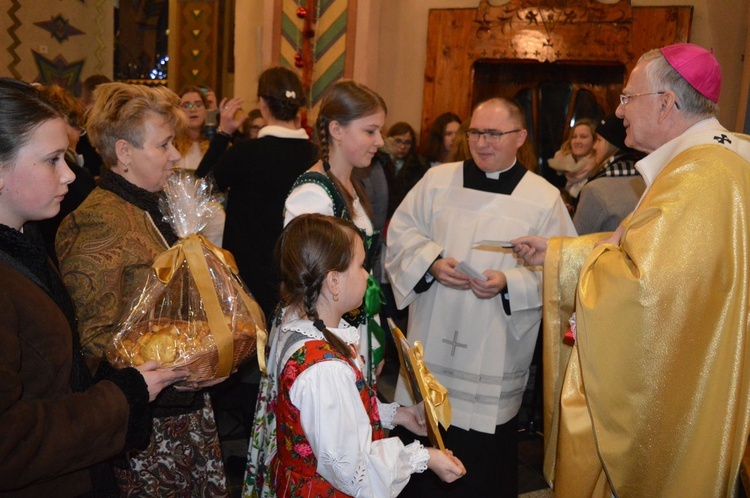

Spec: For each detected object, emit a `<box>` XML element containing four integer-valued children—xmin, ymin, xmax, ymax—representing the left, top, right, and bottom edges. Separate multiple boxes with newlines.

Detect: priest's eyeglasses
<box><xmin>619</xmin><ymin>92</ymin><xmax>665</xmax><ymax>105</ymax></box>
<box><xmin>466</xmin><ymin>129</ymin><xmax>521</xmax><ymax>143</ymax></box>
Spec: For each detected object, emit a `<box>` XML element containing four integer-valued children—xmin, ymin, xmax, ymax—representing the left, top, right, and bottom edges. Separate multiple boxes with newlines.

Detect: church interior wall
<box><xmin>375</xmin><ymin>0</ymin><xmax>750</xmax><ymax>137</ymax></box>
<box><xmin>1</xmin><ymin>1</ymin><xmax>747</xmax><ymax>131</ymax></box>
<box><xmin>0</xmin><ymin>0</ymin><xmax>114</xmax><ymax>94</ymax></box>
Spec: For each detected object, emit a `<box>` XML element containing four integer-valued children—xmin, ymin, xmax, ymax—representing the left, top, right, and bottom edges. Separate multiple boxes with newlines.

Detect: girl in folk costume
<box><xmin>283</xmin><ymin>80</ymin><xmax>388</xmax><ymax>383</ymax></box>
<box><xmin>243</xmin><ymin>214</ymin><xmax>465</xmax><ymax>497</ymax></box>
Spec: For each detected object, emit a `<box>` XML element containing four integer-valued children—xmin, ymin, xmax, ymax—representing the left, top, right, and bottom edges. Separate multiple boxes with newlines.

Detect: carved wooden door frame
<box><xmin>421</xmin><ymin>0</ymin><xmax>692</xmax><ymax>153</ymax></box>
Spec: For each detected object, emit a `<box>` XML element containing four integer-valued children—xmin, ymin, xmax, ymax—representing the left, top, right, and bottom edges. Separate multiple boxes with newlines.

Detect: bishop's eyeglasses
<box><xmin>618</xmin><ymin>92</ymin><xmax>665</xmax><ymax>105</ymax></box>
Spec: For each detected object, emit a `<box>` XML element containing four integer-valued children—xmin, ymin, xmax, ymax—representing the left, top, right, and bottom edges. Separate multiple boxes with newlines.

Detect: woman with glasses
<box><xmin>385</xmin><ymin>121</ymin><xmax>430</xmax><ymax>207</ymax></box>
<box><xmin>175</xmin><ymin>86</ymin><xmax>210</xmax><ymax>172</ymax></box>
<box><xmin>173</xmin><ymin>86</ymin><xmax>228</xmax><ymax>247</ymax></box>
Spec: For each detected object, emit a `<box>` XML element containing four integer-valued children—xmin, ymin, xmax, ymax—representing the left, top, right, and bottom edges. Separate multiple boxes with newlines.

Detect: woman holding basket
<box><xmin>56</xmin><ymin>82</ymin><xmax>229</xmax><ymax>496</ymax></box>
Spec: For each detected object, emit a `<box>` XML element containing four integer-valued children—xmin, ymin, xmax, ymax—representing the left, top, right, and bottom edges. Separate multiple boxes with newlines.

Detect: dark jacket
<box><xmin>196</xmin><ymin>134</ymin><xmax>318</xmax><ymax>319</ymax></box>
<box><xmin>0</xmin><ymin>226</ymin><xmax>149</xmax><ymax>497</ymax></box>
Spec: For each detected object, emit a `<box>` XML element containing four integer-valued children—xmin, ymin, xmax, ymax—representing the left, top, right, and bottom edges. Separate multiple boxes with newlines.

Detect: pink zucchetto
<box><xmin>660</xmin><ymin>43</ymin><xmax>722</xmax><ymax>104</ymax></box>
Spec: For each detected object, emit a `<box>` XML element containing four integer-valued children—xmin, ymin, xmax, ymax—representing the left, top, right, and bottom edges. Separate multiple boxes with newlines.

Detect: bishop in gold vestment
<box><xmin>518</xmin><ymin>44</ymin><xmax>750</xmax><ymax>497</ymax></box>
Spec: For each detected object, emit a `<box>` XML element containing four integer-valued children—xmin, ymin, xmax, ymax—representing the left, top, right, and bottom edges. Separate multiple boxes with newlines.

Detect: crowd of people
<box><xmin>0</xmin><ymin>40</ymin><xmax>748</xmax><ymax>498</ymax></box>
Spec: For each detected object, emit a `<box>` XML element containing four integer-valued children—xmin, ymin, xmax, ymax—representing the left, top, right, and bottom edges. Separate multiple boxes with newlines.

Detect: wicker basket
<box><xmin>108</xmin><ymin>317</ymin><xmax>257</xmax><ymax>384</ymax></box>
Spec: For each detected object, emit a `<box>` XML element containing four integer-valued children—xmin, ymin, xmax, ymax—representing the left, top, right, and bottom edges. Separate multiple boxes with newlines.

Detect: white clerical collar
<box><xmin>484</xmin><ymin>159</ymin><xmax>517</xmax><ymax>179</ymax></box>
<box><xmin>635</xmin><ymin>118</ymin><xmax>726</xmax><ymax>188</ymax></box>
<box><xmin>258</xmin><ymin>125</ymin><xmax>309</xmax><ymax>140</ymax></box>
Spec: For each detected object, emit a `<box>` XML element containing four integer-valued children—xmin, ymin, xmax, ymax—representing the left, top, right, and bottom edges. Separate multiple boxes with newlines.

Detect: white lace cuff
<box><xmin>378</xmin><ymin>401</ymin><xmax>399</xmax><ymax>430</ymax></box>
<box><xmin>404</xmin><ymin>441</ymin><xmax>429</xmax><ymax>474</ymax></box>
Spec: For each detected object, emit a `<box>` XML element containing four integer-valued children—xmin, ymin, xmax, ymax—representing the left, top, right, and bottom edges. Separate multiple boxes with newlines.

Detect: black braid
<box><xmin>312</xmin><ymin>315</ymin><xmax>354</xmax><ymax>360</ymax></box>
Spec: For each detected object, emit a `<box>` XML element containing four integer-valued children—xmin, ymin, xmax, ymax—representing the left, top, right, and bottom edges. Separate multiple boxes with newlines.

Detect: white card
<box><xmin>474</xmin><ymin>239</ymin><xmax>515</xmax><ymax>248</ymax></box>
<box><xmin>456</xmin><ymin>261</ymin><xmax>488</xmax><ymax>281</ymax></box>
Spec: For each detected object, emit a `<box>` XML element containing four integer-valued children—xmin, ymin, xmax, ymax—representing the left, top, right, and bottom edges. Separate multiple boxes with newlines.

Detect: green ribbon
<box><xmin>364</xmin><ymin>275</ymin><xmax>386</xmax><ymax>372</ymax></box>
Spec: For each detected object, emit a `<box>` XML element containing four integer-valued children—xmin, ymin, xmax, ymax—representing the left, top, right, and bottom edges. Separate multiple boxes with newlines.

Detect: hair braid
<box><xmin>301</xmin><ymin>273</ymin><xmax>323</xmax><ymax>321</ymax></box>
<box><xmin>316</xmin><ymin>117</ymin><xmax>330</xmax><ymax>162</ymax></box>
<box><xmin>302</xmin><ymin>274</ymin><xmax>353</xmax><ymax>358</ymax></box>
<box><xmin>278</xmin><ymin>214</ymin><xmax>362</xmax><ymax>360</ymax></box>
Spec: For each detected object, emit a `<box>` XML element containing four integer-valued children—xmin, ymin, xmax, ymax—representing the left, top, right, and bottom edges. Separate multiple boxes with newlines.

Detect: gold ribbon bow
<box><xmin>151</xmin><ymin>234</ymin><xmax>268</xmax><ymax>375</ymax></box>
<box><xmin>412</xmin><ymin>340</ymin><xmax>452</xmax><ymax>430</ymax></box>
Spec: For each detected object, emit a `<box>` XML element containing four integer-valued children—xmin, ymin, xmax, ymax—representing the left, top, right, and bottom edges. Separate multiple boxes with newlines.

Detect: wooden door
<box><xmin>421</xmin><ymin>1</ymin><xmax>692</xmax><ymax>175</ymax></box>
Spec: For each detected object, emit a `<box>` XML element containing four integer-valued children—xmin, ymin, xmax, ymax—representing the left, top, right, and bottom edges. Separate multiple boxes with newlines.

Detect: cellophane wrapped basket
<box><xmin>106</xmin><ymin>171</ymin><xmax>266</xmax><ymax>386</ymax></box>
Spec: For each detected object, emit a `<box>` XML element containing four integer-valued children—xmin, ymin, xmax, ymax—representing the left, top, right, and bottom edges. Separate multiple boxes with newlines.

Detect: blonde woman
<box><xmin>57</xmin><ymin>83</ymin><xmax>229</xmax><ymax>497</ymax></box>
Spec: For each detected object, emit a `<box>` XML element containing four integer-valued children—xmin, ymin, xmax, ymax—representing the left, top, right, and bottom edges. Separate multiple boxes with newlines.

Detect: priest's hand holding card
<box><xmin>429</xmin><ymin>257</ymin><xmax>471</xmax><ymax>290</ymax></box>
<box><xmin>469</xmin><ymin>269</ymin><xmax>507</xmax><ymax>299</ymax></box>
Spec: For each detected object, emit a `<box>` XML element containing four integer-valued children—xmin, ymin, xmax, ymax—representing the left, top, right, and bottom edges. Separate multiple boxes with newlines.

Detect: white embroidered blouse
<box><xmin>270</xmin><ymin>309</ymin><xmax>428</xmax><ymax>497</ymax></box>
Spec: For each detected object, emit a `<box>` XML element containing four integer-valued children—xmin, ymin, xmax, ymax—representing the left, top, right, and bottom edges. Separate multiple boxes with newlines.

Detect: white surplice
<box><xmin>385</xmin><ymin>161</ymin><xmax>576</xmax><ymax>433</ymax></box>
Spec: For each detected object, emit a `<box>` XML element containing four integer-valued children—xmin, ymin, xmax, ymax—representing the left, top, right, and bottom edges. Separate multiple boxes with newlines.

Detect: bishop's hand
<box><xmin>511</xmin><ymin>236</ymin><xmax>549</xmax><ymax>266</ymax></box>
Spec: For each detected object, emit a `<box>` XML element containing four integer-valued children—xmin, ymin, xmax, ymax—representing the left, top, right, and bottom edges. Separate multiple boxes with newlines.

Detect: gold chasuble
<box><xmin>544</xmin><ymin>143</ymin><xmax>750</xmax><ymax>497</ymax></box>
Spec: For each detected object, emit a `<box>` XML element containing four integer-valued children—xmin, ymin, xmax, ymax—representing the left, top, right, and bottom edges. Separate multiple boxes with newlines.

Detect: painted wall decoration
<box><xmin>166</xmin><ymin>0</ymin><xmax>222</xmax><ymax>93</ymax></box>
<box><xmin>33</xmin><ymin>51</ymin><xmax>85</xmax><ymax>93</ymax></box>
<box><xmin>1</xmin><ymin>0</ymin><xmax>114</xmax><ymax>93</ymax></box>
<box><xmin>275</xmin><ymin>0</ymin><xmax>355</xmax><ymax>121</ymax></box>
<box><xmin>6</xmin><ymin>0</ymin><xmax>23</xmax><ymax>79</ymax></box>
<box><xmin>34</xmin><ymin>15</ymin><xmax>85</xmax><ymax>43</ymax></box>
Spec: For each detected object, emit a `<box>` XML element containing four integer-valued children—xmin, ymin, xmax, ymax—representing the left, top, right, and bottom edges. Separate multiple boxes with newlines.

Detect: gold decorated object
<box><xmin>108</xmin><ymin>234</ymin><xmax>268</xmax><ymax>383</ymax></box>
<box><xmin>542</xmin><ymin>145</ymin><xmax>750</xmax><ymax>496</ymax></box>
<box><xmin>151</xmin><ymin>233</ymin><xmax>268</xmax><ymax>376</ymax></box>
<box><xmin>388</xmin><ymin>318</ymin><xmax>451</xmax><ymax>451</ymax></box>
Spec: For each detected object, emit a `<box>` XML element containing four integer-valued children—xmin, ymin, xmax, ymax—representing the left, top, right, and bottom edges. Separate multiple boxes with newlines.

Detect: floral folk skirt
<box><xmin>115</xmin><ymin>393</ymin><xmax>229</xmax><ymax>497</ymax></box>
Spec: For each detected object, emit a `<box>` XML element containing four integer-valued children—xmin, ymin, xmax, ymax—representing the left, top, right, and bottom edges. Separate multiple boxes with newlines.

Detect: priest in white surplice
<box><xmin>385</xmin><ymin>97</ymin><xmax>576</xmax><ymax>497</ymax></box>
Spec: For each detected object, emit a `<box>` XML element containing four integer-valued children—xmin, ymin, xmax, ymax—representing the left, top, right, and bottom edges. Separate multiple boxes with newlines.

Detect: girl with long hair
<box><xmin>284</xmin><ymin>80</ymin><xmax>388</xmax><ymax>382</ymax></box>
<box><xmin>244</xmin><ymin>214</ymin><xmax>465</xmax><ymax>497</ymax></box>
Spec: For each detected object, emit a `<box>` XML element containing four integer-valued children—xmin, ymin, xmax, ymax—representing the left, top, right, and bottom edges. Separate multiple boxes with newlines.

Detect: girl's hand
<box><xmin>135</xmin><ymin>361</ymin><xmax>189</xmax><ymax>402</ymax></box>
<box><xmin>427</xmin><ymin>448</ymin><xmax>466</xmax><ymax>483</ymax></box>
<box><xmin>393</xmin><ymin>402</ymin><xmax>427</xmax><ymax>436</ymax></box>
